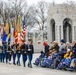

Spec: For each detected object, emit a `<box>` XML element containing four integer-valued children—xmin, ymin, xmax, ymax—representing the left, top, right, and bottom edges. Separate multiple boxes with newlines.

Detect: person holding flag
<box><xmin>11</xmin><ymin>42</ymin><xmax>17</xmax><ymax>65</ymax></box>
<box><xmin>1</xmin><ymin>21</ymin><xmax>10</xmax><ymax>63</ymax></box>
<box><xmin>16</xmin><ymin>43</ymin><xmax>22</xmax><ymax>66</ymax></box>
<box><xmin>26</xmin><ymin>39</ymin><xmax>34</xmax><ymax>68</ymax></box>
<box><xmin>21</xmin><ymin>40</ymin><xmax>27</xmax><ymax>67</ymax></box>
<box><xmin>12</xmin><ymin>17</ymin><xmax>19</xmax><ymax>65</ymax></box>
<box><xmin>4</xmin><ymin>21</ymin><xmax>11</xmax><ymax>64</ymax></box>
<box><xmin>17</xmin><ymin>17</ymin><xmax>26</xmax><ymax>67</ymax></box>
<box><xmin>13</xmin><ymin>18</ymin><xmax>18</xmax><ymax>44</ymax></box>
<box><xmin>16</xmin><ymin>15</ymin><xmax>22</xmax><ymax>66</ymax></box>
<box><xmin>0</xmin><ymin>41</ymin><xmax>2</xmax><ymax>62</ymax></box>
<box><xmin>7</xmin><ymin>44</ymin><xmax>12</xmax><ymax>64</ymax></box>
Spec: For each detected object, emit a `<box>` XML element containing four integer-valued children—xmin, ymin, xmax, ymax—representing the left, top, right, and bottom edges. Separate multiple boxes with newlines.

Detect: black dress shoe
<box><xmin>29</xmin><ymin>64</ymin><xmax>32</xmax><ymax>68</ymax></box>
<box><xmin>28</xmin><ymin>63</ymin><xmax>29</xmax><ymax>67</ymax></box>
<box><xmin>13</xmin><ymin>63</ymin><xmax>16</xmax><ymax>65</ymax></box>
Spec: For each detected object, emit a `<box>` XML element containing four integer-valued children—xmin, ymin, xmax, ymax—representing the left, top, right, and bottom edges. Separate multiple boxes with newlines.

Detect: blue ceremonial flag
<box><xmin>22</xmin><ymin>18</ymin><xmax>26</xmax><ymax>29</ymax></box>
<box><xmin>2</xmin><ymin>32</ymin><xmax>7</xmax><ymax>42</ymax></box>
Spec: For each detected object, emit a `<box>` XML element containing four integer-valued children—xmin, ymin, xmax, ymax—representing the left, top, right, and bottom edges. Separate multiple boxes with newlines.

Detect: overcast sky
<box><xmin>3</xmin><ymin>0</ymin><xmax>76</xmax><ymax>5</ymax></box>
<box><xmin>26</xmin><ymin>0</ymin><xmax>76</xmax><ymax>5</ymax></box>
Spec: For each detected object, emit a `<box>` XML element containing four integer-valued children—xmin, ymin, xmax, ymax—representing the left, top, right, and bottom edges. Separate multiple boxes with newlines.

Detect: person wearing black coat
<box><xmin>7</xmin><ymin>44</ymin><xmax>12</xmax><ymax>64</ymax></box>
<box><xmin>2</xmin><ymin>42</ymin><xmax>6</xmax><ymax>63</ymax></box>
<box><xmin>69</xmin><ymin>41</ymin><xmax>76</xmax><ymax>70</ymax></box>
<box><xmin>45</xmin><ymin>44</ymin><xmax>50</xmax><ymax>56</ymax></box>
<box><xmin>43</xmin><ymin>40</ymin><xmax>50</xmax><ymax>56</ymax></box>
<box><xmin>21</xmin><ymin>40</ymin><xmax>27</xmax><ymax>67</ymax></box>
<box><xmin>72</xmin><ymin>41</ymin><xmax>76</xmax><ymax>58</ymax></box>
<box><xmin>11</xmin><ymin>42</ymin><xmax>17</xmax><ymax>65</ymax></box>
<box><xmin>51</xmin><ymin>41</ymin><xmax>59</xmax><ymax>53</ymax></box>
<box><xmin>26</xmin><ymin>39</ymin><xmax>34</xmax><ymax>68</ymax></box>
<box><xmin>5</xmin><ymin>42</ymin><xmax>8</xmax><ymax>64</ymax></box>
<box><xmin>0</xmin><ymin>45</ymin><xmax>2</xmax><ymax>62</ymax></box>
<box><xmin>16</xmin><ymin>43</ymin><xmax>21</xmax><ymax>66</ymax></box>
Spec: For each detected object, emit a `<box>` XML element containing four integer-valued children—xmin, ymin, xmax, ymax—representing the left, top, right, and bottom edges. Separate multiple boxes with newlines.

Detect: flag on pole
<box><xmin>2</xmin><ymin>32</ymin><xmax>7</xmax><ymax>42</ymax></box>
<box><xmin>13</xmin><ymin>30</ymin><xmax>18</xmax><ymax>38</ymax></box>
<box><xmin>20</xmin><ymin>19</ymin><xmax>26</xmax><ymax>43</ymax></box>
<box><xmin>13</xmin><ymin>18</ymin><xmax>17</xmax><ymax>29</ymax></box>
<box><xmin>5</xmin><ymin>22</ymin><xmax>11</xmax><ymax>44</ymax></box>
<box><xmin>16</xmin><ymin>15</ymin><xmax>21</xmax><ymax>33</ymax></box>
<box><xmin>1</xmin><ymin>24</ymin><xmax>4</xmax><ymax>39</ymax></box>
<box><xmin>6</xmin><ymin>34</ymin><xmax>11</xmax><ymax>42</ymax></box>
<box><xmin>13</xmin><ymin>18</ymin><xmax>18</xmax><ymax>43</ymax></box>
<box><xmin>4</xmin><ymin>22</ymin><xmax>9</xmax><ymax>34</ymax></box>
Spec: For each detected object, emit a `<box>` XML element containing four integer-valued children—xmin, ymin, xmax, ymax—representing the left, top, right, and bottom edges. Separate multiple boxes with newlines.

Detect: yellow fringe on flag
<box><xmin>5</xmin><ymin>22</ymin><xmax>9</xmax><ymax>34</ymax></box>
<box><xmin>14</xmin><ymin>18</ymin><xmax>17</xmax><ymax>29</ymax></box>
<box><xmin>16</xmin><ymin>15</ymin><xmax>21</xmax><ymax>33</ymax></box>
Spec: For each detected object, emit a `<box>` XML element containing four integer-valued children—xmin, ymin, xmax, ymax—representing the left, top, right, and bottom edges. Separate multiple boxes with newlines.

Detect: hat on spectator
<box><xmin>61</xmin><ymin>39</ymin><xmax>65</xmax><ymax>43</ymax></box>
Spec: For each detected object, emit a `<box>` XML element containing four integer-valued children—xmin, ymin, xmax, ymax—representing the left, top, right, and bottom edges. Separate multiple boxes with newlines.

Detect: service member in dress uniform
<box><xmin>16</xmin><ymin>43</ymin><xmax>21</xmax><ymax>66</ymax></box>
<box><xmin>7</xmin><ymin>44</ymin><xmax>12</xmax><ymax>64</ymax></box>
<box><xmin>2</xmin><ymin>41</ymin><xmax>6</xmax><ymax>63</ymax></box>
<box><xmin>26</xmin><ymin>39</ymin><xmax>34</xmax><ymax>68</ymax></box>
<box><xmin>11</xmin><ymin>42</ymin><xmax>17</xmax><ymax>65</ymax></box>
<box><xmin>21</xmin><ymin>40</ymin><xmax>27</xmax><ymax>67</ymax></box>
<box><xmin>3</xmin><ymin>42</ymin><xmax>8</xmax><ymax>63</ymax></box>
<box><xmin>0</xmin><ymin>43</ymin><xmax>2</xmax><ymax>62</ymax></box>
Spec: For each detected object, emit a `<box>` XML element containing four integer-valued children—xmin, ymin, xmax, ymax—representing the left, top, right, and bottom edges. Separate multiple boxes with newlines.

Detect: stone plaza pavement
<box><xmin>0</xmin><ymin>54</ymin><xmax>76</xmax><ymax>75</ymax></box>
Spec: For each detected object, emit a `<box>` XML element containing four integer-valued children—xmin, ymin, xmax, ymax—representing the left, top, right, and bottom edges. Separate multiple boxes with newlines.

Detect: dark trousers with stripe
<box><xmin>22</xmin><ymin>54</ymin><xmax>27</xmax><ymax>67</ymax></box>
<box><xmin>17</xmin><ymin>53</ymin><xmax>21</xmax><ymax>66</ymax></box>
<box><xmin>5</xmin><ymin>52</ymin><xmax>8</xmax><ymax>63</ymax></box>
<box><xmin>12</xmin><ymin>53</ymin><xmax>16</xmax><ymax>65</ymax></box>
<box><xmin>2</xmin><ymin>52</ymin><xmax>5</xmax><ymax>63</ymax></box>
<box><xmin>28</xmin><ymin>54</ymin><xmax>33</xmax><ymax>67</ymax></box>
<box><xmin>0</xmin><ymin>53</ymin><xmax>2</xmax><ymax>62</ymax></box>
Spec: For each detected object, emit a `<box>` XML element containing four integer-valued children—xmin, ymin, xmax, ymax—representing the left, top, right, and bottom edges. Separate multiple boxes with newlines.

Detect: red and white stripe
<box><xmin>20</xmin><ymin>26</ymin><xmax>26</xmax><ymax>43</ymax></box>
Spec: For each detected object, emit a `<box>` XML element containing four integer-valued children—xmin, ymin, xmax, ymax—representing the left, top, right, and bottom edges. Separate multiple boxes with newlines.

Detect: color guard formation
<box><xmin>0</xmin><ymin>39</ymin><xmax>34</xmax><ymax>68</ymax></box>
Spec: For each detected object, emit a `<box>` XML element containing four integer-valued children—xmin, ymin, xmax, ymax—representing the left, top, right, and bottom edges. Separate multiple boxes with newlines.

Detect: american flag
<box><xmin>20</xmin><ymin>20</ymin><xmax>26</xmax><ymax>43</ymax></box>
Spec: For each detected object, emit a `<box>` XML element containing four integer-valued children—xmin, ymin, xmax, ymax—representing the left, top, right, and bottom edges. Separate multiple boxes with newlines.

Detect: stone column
<box><xmin>57</xmin><ymin>26</ymin><xmax>60</xmax><ymax>43</ymax></box>
<box><xmin>55</xmin><ymin>22</ymin><xmax>60</xmax><ymax>43</ymax></box>
<box><xmin>66</xmin><ymin>26</ymin><xmax>69</xmax><ymax>42</ymax></box>
<box><xmin>47</xmin><ymin>19</ymin><xmax>52</xmax><ymax>44</ymax></box>
<box><xmin>55</xmin><ymin>26</ymin><xmax>57</xmax><ymax>41</ymax></box>
<box><xmin>71</xmin><ymin>19</ymin><xmax>76</xmax><ymax>42</ymax></box>
<box><xmin>61</xmin><ymin>25</ymin><xmax>63</xmax><ymax>39</ymax></box>
<box><xmin>72</xmin><ymin>26</ymin><xmax>75</xmax><ymax>41</ymax></box>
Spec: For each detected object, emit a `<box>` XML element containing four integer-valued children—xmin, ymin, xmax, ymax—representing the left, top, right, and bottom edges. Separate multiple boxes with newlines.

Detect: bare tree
<box><xmin>8</xmin><ymin>0</ymin><xmax>27</xmax><ymax>20</ymax></box>
<box><xmin>0</xmin><ymin>1</ymin><xmax>11</xmax><ymax>25</ymax></box>
<box><xmin>24</xmin><ymin>6</ymin><xmax>37</xmax><ymax>27</ymax></box>
<box><xmin>23</xmin><ymin>1</ymin><xmax>49</xmax><ymax>30</ymax></box>
<box><xmin>33</xmin><ymin>1</ymin><xmax>49</xmax><ymax>30</ymax></box>
<box><xmin>0</xmin><ymin>0</ymin><xmax>49</xmax><ymax>30</ymax></box>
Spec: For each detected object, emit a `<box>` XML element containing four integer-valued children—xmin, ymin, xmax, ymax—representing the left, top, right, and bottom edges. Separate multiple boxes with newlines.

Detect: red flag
<box><xmin>14</xmin><ymin>37</ymin><xmax>18</xmax><ymax>43</ymax></box>
<box><xmin>13</xmin><ymin>30</ymin><xmax>18</xmax><ymax>38</ymax></box>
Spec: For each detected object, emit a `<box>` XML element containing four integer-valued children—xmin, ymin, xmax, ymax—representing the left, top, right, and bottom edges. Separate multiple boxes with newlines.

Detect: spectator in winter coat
<box><xmin>43</xmin><ymin>40</ymin><xmax>50</xmax><ymax>56</ymax></box>
<box><xmin>59</xmin><ymin>39</ymin><xmax>66</xmax><ymax>52</ymax></box>
<box><xmin>50</xmin><ymin>41</ymin><xmax>59</xmax><ymax>53</ymax></box>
